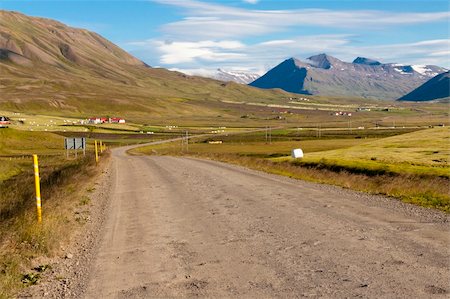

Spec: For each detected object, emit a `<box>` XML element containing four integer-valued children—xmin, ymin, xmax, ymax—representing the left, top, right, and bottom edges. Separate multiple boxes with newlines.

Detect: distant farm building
<box><xmin>88</xmin><ymin>117</ymin><xmax>106</xmax><ymax>124</ymax></box>
<box><xmin>88</xmin><ymin>117</ymin><xmax>126</xmax><ymax>124</ymax></box>
<box><xmin>110</xmin><ymin>117</ymin><xmax>126</xmax><ymax>124</ymax></box>
<box><xmin>0</xmin><ymin>116</ymin><xmax>11</xmax><ymax>125</ymax></box>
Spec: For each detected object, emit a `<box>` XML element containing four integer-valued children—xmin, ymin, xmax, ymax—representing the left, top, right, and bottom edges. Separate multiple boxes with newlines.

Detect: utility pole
<box><xmin>181</xmin><ymin>133</ymin><xmax>184</xmax><ymax>152</ymax></box>
<box><xmin>269</xmin><ymin>126</ymin><xmax>272</xmax><ymax>144</ymax></box>
<box><xmin>265</xmin><ymin>126</ymin><xmax>268</xmax><ymax>143</ymax></box>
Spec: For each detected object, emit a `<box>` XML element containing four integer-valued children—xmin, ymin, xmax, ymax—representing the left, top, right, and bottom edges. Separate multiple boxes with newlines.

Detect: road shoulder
<box><xmin>18</xmin><ymin>158</ymin><xmax>114</xmax><ymax>298</ymax></box>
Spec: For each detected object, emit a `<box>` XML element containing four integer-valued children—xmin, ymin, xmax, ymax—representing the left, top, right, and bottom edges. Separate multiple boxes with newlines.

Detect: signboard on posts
<box><xmin>64</xmin><ymin>137</ymin><xmax>86</xmax><ymax>150</ymax></box>
<box><xmin>64</xmin><ymin>137</ymin><xmax>86</xmax><ymax>157</ymax></box>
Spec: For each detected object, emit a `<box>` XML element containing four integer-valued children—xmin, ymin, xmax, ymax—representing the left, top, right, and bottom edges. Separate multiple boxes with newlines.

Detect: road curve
<box><xmin>84</xmin><ymin>145</ymin><xmax>449</xmax><ymax>298</ymax></box>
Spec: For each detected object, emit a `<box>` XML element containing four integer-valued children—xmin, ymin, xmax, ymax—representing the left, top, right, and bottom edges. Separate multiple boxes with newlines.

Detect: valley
<box><xmin>0</xmin><ymin>7</ymin><xmax>449</xmax><ymax>299</ymax></box>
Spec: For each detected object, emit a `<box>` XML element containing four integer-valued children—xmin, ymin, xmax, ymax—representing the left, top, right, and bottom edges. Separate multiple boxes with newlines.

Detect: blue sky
<box><xmin>1</xmin><ymin>0</ymin><xmax>449</xmax><ymax>75</ymax></box>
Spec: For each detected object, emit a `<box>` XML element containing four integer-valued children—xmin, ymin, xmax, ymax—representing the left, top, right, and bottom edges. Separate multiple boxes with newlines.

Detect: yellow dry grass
<box><xmin>289</xmin><ymin>127</ymin><xmax>450</xmax><ymax>177</ymax></box>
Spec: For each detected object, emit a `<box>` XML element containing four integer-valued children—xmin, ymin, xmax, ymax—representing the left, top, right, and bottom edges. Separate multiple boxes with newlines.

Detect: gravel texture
<box><xmin>20</xmin><ymin>144</ymin><xmax>450</xmax><ymax>298</ymax></box>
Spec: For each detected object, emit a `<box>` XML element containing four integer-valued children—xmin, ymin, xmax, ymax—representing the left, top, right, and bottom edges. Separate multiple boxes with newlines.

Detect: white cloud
<box><xmin>243</xmin><ymin>0</ymin><xmax>259</xmax><ymax>4</ymax></box>
<box><xmin>133</xmin><ymin>40</ymin><xmax>246</xmax><ymax>64</ymax></box>
<box><xmin>258</xmin><ymin>40</ymin><xmax>296</xmax><ymax>46</ymax></box>
<box><xmin>342</xmin><ymin>39</ymin><xmax>450</xmax><ymax>65</ymax></box>
<box><xmin>127</xmin><ymin>34</ymin><xmax>352</xmax><ymax>70</ymax></box>
<box><xmin>428</xmin><ymin>51</ymin><xmax>450</xmax><ymax>57</ymax></box>
<box><xmin>127</xmin><ymin>36</ymin><xmax>450</xmax><ymax>72</ymax></box>
<box><xmin>152</xmin><ymin>0</ymin><xmax>450</xmax><ymax>39</ymax></box>
<box><xmin>129</xmin><ymin>1</ymin><xmax>450</xmax><ymax>71</ymax></box>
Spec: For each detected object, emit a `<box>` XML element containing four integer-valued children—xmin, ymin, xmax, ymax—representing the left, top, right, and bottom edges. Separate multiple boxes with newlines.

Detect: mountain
<box><xmin>249</xmin><ymin>54</ymin><xmax>447</xmax><ymax>99</ymax></box>
<box><xmin>398</xmin><ymin>71</ymin><xmax>450</xmax><ymax>101</ymax></box>
<box><xmin>247</xmin><ymin>58</ymin><xmax>311</xmax><ymax>95</ymax></box>
<box><xmin>353</xmin><ymin>57</ymin><xmax>381</xmax><ymax>66</ymax></box>
<box><xmin>213</xmin><ymin>69</ymin><xmax>260</xmax><ymax>84</ymax></box>
<box><xmin>0</xmin><ymin>11</ymin><xmax>286</xmax><ymax>122</ymax></box>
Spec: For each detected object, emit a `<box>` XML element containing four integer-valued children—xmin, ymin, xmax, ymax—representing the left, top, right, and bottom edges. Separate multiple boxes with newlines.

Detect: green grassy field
<box><xmin>0</xmin><ymin>129</ymin><xmax>66</xmax><ymax>181</ymax></box>
<box><xmin>0</xmin><ymin>110</ymin><xmax>144</xmax><ymax>133</ymax></box>
<box><xmin>136</xmin><ymin>138</ymin><xmax>373</xmax><ymax>158</ymax></box>
<box><xmin>132</xmin><ymin>127</ymin><xmax>449</xmax><ymax>212</ymax></box>
<box><xmin>286</xmin><ymin>127</ymin><xmax>449</xmax><ymax>177</ymax></box>
<box><xmin>0</xmin><ymin>128</ymin><xmax>64</xmax><ymax>155</ymax></box>
<box><xmin>132</xmin><ymin>127</ymin><xmax>447</xmax><ymax>168</ymax></box>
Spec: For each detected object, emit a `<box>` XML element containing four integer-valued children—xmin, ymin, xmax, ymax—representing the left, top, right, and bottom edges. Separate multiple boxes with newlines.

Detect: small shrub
<box><xmin>79</xmin><ymin>196</ymin><xmax>90</xmax><ymax>206</ymax></box>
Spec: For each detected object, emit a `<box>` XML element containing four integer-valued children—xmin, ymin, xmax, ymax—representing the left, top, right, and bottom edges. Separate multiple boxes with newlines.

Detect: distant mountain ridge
<box><xmin>249</xmin><ymin>54</ymin><xmax>447</xmax><ymax>99</ymax></box>
<box><xmin>399</xmin><ymin>71</ymin><xmax>450</xmax><ymax>101</ymax></box>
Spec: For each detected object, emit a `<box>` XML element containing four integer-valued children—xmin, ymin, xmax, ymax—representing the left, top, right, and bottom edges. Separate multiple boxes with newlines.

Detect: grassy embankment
<box><xmin>131</xmin><ymin>127</ymin><xmax>449</xmax><ymax>212</ymax></box>
<box><xmin>0</xmin><ymin>128</ymin><xmax>108</xmax><ymax>298</ymax></box>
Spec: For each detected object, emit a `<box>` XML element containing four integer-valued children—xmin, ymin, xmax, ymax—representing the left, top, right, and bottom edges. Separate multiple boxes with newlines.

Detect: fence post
<box><xmin>32</xmin><ymin>154</ymin><xmax>42</xmax><ymax>223</ymax></box>
<box><xmin>95</xmin><ymin>140</ymin><xmax>99</xmax><ymax>164</ymax></box>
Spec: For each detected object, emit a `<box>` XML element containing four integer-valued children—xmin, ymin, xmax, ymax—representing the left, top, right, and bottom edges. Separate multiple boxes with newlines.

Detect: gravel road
<box><xmin>79</xmin><ymin>145</ymin><xmax>449</xmax><ymax>298</ymax></box>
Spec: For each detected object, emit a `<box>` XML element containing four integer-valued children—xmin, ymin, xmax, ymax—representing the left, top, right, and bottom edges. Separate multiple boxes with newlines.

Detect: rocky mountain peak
<box><xmin>249</xmin><ymin>54</ymin><xmax>447</xmax><ymax>99</ymax></box>
<box><xmin>306</xmin><ymin>53</ymin><xmax>342</xmax><ymax>69</ymax></box>
<box><xmin>353</xmin><ymin>57</ymin><xmax>382</xmax><ymax>66</ymax></box>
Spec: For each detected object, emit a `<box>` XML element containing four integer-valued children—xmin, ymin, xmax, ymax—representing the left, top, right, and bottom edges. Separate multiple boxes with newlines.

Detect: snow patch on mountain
<box><xmin>412</xmin><ymin>65</ymin><xmax>429</xmax><ymax>75</ymax></box>
<box><xmin>215</xmin><ymin>68</ymin><xmax>261</xmax><ymax>84</ymax></box>
<box><xmin>249</xmin><ymin>54</ymin><xmax>448</xmax><ymax>99</ymax></box>
<box><xmin>169</xmin><ymin>68</ymin><xmax>261</xmax><ymax>84</ymax></box>
<box><xmin>394</xmin><ymin>68</ymin><xmax>410</xmax><ymax>75</ymax></box>
<box><xmin>411</xmin><ymin>65</ymin><xmax>446</xmax><ymax>77</ymax></box>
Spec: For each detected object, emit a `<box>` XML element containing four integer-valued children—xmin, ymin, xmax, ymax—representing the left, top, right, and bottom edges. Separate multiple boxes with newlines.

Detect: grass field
<box><xmin>132</xmin><ymin>127</ymin><xmax>449</xmax><ymax>212</ymax></box>
<box><xmin>137</xmin><ymin>138</ymin><xmax>374</xmax><ymax>158</ymax></box>
<box><xmin>0</xmin><ymin>129</ymin><xmax>66</xmax><ymax>181</ymax></box>
<box><xmin>1</xmin><ymin>118</ymin><xmax>448</xmax><ymax>298</ymax></box>
<box><xmin>0</xmin><ymin>128</ymin><xmax>109</xmax><ymax>298</ymax></box>
<box><xmin>0</xmin><ymin>110</ymin><xmax>144</xmax><ymax>134</ymax></box>
<box><xmin>287</xmin><ymin>127</ymin><xmax>449</xmax><ymax>177</ymax></box>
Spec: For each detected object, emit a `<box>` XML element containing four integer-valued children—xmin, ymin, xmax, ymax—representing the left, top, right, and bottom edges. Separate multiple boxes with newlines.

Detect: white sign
<box><xmin>64</xmin><ymin>138</ymin><xmax>86</xmax><ymax>150</ymax></box>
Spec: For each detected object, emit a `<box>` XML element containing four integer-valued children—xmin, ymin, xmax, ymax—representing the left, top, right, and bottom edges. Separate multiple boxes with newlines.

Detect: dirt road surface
<box><xmin>83</xmin><ymin>145</ymin><xmax>449</xmax><ymax>298</ymax></box>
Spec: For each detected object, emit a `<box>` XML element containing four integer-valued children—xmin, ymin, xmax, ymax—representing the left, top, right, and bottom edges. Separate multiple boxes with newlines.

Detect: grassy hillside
<box><xmin>2</xmin><ymin>11</ymin><xmax>448</xmax><ymax>128</ymax></box>
<box><xmin>0</xmin><ymin>10</ymin><xmax>289</xmax><ymax>122</ymax></box>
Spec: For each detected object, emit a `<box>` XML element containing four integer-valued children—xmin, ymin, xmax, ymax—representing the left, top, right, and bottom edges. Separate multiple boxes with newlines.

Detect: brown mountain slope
<box><xmin>0</xmin><ymin>11</ymin><xmax>287</xmax><ymax>122</ymax></box>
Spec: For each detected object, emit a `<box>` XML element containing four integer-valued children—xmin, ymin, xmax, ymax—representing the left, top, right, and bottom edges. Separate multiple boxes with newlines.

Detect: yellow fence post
<box><xmin>100</xmin><ymin>141</ymin><xmax>103</xmax><ymax>153</ymax></box>
<box><xmin>95</xmin><ymin>140</ymin><xmax>99</xmax><ymax>164</ymax></box>
<box><xmin>32</xmin><ymin>154</ymin><xmax>42</xmax><ymax>223</ymax></box>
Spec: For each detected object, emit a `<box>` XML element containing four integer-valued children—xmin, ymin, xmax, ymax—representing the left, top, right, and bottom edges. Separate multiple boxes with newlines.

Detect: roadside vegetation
<box><xmin>131</xmin><ymin>127</ymin><xmax>450</xmax><ymax>212</ymax></box>
<box><xmin>0</xmin><ymin>128</ymin><xmax>108</xmax><ymax>298</ymax></box>
<box><xmin>1</xmin><ymin>110</ymin><xmax>449</xmax><ymax>297</ymax></box>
